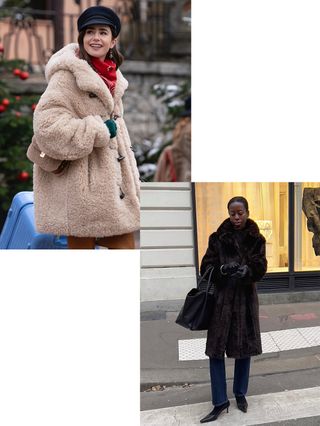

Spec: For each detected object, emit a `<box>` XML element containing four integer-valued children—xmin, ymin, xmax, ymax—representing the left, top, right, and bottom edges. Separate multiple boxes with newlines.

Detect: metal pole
<box><xmin>288</xmin><ymin>182</ymin><xmax>295</xmax><ymax>289</ymax></box>
<box><xmin>54</xmin><ymin>0</ymin><xmax>64</xmax><ymax>52</ymax></box>
<box><xmin>294</xmin><ymin>182</ymin><xmax>302</xmax><ymax>272</ymax></box>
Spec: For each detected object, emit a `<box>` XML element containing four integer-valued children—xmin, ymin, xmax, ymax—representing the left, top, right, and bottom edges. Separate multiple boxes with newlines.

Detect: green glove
<box><xmin>105</xmin><ymin>119</ymin><xmax>117</xmax><ymax>138</ymax></box>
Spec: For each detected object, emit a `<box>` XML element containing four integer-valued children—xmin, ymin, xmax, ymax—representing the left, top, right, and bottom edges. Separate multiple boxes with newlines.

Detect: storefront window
<box><xmin>195</xmin><ymin>183</ymin><xmax>289</xmax><ymax>273</ymax></box>
<box><xmin>295</xmin><ymin>182</ymin><xmax>320</xmax><ymax>271</ymax></box>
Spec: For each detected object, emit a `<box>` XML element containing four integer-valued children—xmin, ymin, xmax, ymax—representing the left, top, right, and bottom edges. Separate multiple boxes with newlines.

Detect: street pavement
<box><xmin>141</xmin><ymin>301</ymin><xmax>320</xmax><ymax>424</ymax></box>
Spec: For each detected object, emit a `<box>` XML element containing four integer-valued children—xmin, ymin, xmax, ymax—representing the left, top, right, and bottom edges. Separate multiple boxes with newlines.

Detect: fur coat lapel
<box><xmin>217</xmin><ymin>218</ymin><xmax>261</xmax><ymax>242</ymax></box>
<box><xmin>45</xmin><ymin>43</ymin><xmax>128</xmax><ymax>113</ymax></box>
<box><xmin>217</xmin><ymin>218</ymin><xmax>261</xmax><ymax>259</ymax></box>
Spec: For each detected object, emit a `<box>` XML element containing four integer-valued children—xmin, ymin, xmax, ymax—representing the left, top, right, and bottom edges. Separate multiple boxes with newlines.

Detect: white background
<box><xmin>2</xmin><ymin>1</ymin><xmax>320</xmax><ymax>425</ymax></box>
<box><xmin>0</xmin><ymin>251</ymin><xmax>140</xmax><ymax>426</ymax></box>
<box><xmin>193</xmin><ymin>1</ymin><xmax>320</xmax><ymax>182</ymax></box>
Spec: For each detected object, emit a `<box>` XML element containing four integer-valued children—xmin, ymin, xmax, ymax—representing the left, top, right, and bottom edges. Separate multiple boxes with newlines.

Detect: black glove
<box><xmin>231</xmin><ymin>265</ymin><xmax>249</xmax><ymax>278</ymax></box>
<box><xmin>221</xmin><ymin>261</ymin><xmax>239</xmax><ymax>276</ymax></box>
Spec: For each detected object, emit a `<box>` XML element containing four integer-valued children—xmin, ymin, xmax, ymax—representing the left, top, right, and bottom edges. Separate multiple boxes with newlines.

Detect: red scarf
<box><xmin>91</xmin><ymin>56</ymin><xmax>117</xmax><ymax>96</ymax></box>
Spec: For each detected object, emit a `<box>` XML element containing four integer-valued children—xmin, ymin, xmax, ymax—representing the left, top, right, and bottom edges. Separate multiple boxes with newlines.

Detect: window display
<box><xmin>195</xmin><ymin>183</ymin><xmax>289</xmax><ymax>273</ymax></box>
<box><xmin>295</xmin><ymin>183</ymin><xmax>320</xmax><ymax>271</ymax></box>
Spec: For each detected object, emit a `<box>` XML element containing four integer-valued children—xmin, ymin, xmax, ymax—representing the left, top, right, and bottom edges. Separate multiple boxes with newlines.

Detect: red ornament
<box><xmin>15</xmin><ymin>96</ymin><xmax>21</xmax><ymax>101</ymax></box>
<box><xmin>2</xmin><ymin>98</ymin><xmax>10</xmax><ymax>106</ymax></box>
<box><xmin>31</xmin><ymin>103</ymin><xmax>37</xmax><ymax>111</ymax></box>
<box><xmin>18</xmin><ymin>171</ymin><xmax>30</xmax><ymax>182</ymax></box>
<box><xmin>13</xmin><ymin>68</ymin><xmax>21</xmax><ymax>76</ymax></box>
<box><xmin>0</xmin><ymin>44</ymin><xmax>4</xmax><ymax>53</ymax></box>
<box><xmin>0</xmin><ymin>105</ymin><xmax>6</xmax><ymax>113</ymax></box>
<box><xmin>19</xmin><ymin>71</ymin><xmax>29</xmax><ymax>80</ymax></box>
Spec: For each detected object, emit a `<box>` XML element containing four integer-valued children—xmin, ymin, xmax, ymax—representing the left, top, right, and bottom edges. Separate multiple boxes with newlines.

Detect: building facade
<box><xmin>140</xmin><ymin>182</ymin><xmax>196</xmax><ymax>310</ymax></box>
<box><xmin>0</xmin><ymin>0</ymin><xmax>191</xmax><ymax>65</ymax></box>
<box><xmin>140</xmin><ymin>182</ymin><xmax>320</xmax><ymax>309</ymax></box>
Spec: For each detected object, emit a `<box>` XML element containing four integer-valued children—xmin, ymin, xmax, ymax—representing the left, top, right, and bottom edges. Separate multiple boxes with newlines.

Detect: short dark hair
<box><xmin>227</xmin><ymin>196</ymin><xmax>249</xmax><ymax>212</ymax></box>
<box><xmin>77</xmin><ymin>27</ymin><xmax>123</xmax><ymax>69</ymax></box>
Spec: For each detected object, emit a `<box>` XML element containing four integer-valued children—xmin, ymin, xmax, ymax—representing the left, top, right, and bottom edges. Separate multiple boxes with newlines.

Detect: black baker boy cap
<box><xmin>77</xmin><ymin>6</ymin><xmax>121</xmax><ymax>36</ymax></box>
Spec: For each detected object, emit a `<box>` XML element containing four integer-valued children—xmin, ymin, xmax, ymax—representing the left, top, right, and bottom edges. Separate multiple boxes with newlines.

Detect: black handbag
<box><xmin>175</xmin><ymin>266</ymin><xmax>215</xmax><ymax>331</ymax></box>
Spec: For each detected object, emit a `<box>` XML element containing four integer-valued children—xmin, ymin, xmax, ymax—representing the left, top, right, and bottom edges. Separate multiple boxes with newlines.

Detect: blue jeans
<box><xmin>209</xmin><ymin>357</ymin><xmax>251</xmax><ymax>406</ymax></box>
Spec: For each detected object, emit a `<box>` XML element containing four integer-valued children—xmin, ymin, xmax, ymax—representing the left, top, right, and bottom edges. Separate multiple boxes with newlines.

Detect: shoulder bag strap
<box><xmin>197</xmin><ymin>265</ymin><xmax>215</xmax><ymax>292</ymax></box>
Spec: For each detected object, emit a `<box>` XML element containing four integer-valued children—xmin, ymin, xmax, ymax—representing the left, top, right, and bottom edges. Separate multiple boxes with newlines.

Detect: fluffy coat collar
<box><xmin>45</xmin><ymin>43</ymin><xmax>128</xmax><ymax>112</ymax></box>
<box><xmin>216</xmin><ymin>218</ymin><xmax>264</xmax><ymax>245</ymax></box>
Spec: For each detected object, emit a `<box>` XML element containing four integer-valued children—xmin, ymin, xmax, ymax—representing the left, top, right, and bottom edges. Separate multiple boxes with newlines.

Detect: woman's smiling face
<box><xmin>228</xmin><ymin>201</ymin><xmax>249</xmax><ymax>230</ymax></box>
<box><xmin>83</xmin><ymin>25</ymin><xmax>116</xmax><ymax>61</ymax></box>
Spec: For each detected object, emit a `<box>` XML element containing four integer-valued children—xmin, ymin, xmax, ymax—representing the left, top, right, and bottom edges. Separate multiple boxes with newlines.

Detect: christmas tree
<box><xmin>0</xmin><ymin>41</ymin><xmax>39</xmax><ymax>228</ymax></box>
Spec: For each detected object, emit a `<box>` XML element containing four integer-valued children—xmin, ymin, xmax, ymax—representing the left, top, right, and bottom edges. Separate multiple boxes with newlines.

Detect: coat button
<box><xmin>117</xmin><ymin>155</ymin><xmax>125</xmax><ymax>162</ymax></box>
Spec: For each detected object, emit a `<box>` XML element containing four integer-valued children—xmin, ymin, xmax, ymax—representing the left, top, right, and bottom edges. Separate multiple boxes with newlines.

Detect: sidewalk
<box><xmin>141</xmin><ymin>300</ymin><xmax>320</xmax><ymax>419</ymax></box>
<box><xmin>141</xmin><ymin>387</ymin><xmax>320</xmax><ymax>425</ymax></box>
<box><xmin>141</xmin><ymin>301</ymin><xmax>320</xmax><ymax>390</ymax></box>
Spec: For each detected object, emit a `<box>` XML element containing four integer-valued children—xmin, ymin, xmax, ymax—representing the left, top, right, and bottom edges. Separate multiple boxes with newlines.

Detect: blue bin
<box><xmin>0</xmin><ymin>191</ymin><xmax>68</xmax><ymax>249</ymax></box>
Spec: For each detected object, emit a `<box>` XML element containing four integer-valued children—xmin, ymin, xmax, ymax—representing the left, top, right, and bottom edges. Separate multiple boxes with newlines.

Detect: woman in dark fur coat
<box><xmin>199</xmin><ymin>196</ymin><xmax>267</xmax><ymax>423</ymax></box>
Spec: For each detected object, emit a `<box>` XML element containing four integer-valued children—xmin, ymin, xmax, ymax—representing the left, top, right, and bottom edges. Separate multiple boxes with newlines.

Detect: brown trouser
<box><xmin>67</xmin><ymin>232</ymin><xmax>136</xmax><ymax>249</ymax></box>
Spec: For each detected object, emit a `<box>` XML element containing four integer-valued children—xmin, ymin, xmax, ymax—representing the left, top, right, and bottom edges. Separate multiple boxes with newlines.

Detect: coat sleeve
<box><xmin>33</xmin><ymin>71</ymin><xmax>110</xmax><ymax>161</ymax></box>
<box><xmin>171</xmin><ymin>119</ymin><xmax>191</xmax><ymax>181</ymax></box>
<box><xmin>200</xmin><ymin>233</ymin><xmax>225</xmax><ymax>284</ymax></box>
<box><xmin>247</xmin><ymin>237</ymin><xmax>268</xmax><ymax>282</ymax></box>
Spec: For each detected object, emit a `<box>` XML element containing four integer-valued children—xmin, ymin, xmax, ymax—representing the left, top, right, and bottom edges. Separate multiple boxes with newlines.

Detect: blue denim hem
<box><xmin>213</xmin><ymin>399</ymin><xmax>229</xmax><ymax>407</ymax></box>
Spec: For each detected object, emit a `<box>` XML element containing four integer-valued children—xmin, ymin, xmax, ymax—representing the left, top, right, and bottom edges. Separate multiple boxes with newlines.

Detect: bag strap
<box><xmin>198</xmin><ymin>266</ymin><xmax>215</xmax><ymax>292</ymax></box>
<box><xmin>202</xmin><ymin>267</ymin><xmax>215</xmax><ymax>307</ymax></box>
<box><xmin>198</xmin><ymin>265</ymin><xmax>213</xmax><ymax>281</ymax></box>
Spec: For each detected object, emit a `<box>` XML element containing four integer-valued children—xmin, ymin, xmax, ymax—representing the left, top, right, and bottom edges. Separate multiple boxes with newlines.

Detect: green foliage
<box><xmin>3</xmin><ymin>0</ymin><xmax>31</xmax><ymax>8</ymax></box>
<box><xmin>152</xmin><ymin>80</ymin><xmax>190</xmax><ymax>128</ymax></box>
<box><xmin>136</xmin><ymin>80</ymin><xmax>190</xmax><ymax>181</ymax></box>
<box><xmin>0</xmin><ymin>53</ymin><xmax>39</xmax><ymax>226</ymax></box>
<box><xmin>0</xmin><ymin>58</ymin><xmax>27</xmax><ymax>74</ymax></box>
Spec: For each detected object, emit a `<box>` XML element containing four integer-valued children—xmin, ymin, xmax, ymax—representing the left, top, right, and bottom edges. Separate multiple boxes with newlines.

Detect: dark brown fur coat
<box><xmin>200</xmin><ymin>218</ymin><xmax>267</xmax><ymax>359</ymax></box>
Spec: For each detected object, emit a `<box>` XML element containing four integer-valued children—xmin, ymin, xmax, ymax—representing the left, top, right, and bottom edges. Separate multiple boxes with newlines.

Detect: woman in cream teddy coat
<box><xmin>31</xmin><ymin>7</ymin><xmax>140</xmax><ymax>249</ymax></box>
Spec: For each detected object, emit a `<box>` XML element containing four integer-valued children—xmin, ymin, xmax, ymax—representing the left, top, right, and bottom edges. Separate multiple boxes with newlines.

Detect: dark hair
<box><xmin>227</xmin><ymin>196</ymin><xmax>249</xmax><ymax>212</ymax></box>
<box><xmin>77</xmin><ymin>26</ymin><xmax>124</xmax><ymax>69</ymax></box>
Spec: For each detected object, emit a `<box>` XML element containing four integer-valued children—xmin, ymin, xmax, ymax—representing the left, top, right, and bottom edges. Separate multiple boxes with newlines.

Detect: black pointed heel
<box><xmin>200</xmin><ymin>400</ymin><xmax>230</xmax><ymax>423</ymax></box>
<box><xmin>236</xmin><ymin>395</ymin><xmax>248</xmax><ymax>413</ymax></box>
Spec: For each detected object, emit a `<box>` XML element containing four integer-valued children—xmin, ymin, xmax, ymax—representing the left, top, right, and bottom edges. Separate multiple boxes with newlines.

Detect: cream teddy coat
<box><xmin>32</xmin><ymin>43</ymin><xmax>140</xmax><ymax>237</ymax></box>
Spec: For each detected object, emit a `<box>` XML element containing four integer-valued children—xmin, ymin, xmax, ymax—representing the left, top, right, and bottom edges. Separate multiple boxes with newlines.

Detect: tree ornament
<box><xmin>18</xmin><ymin>171</ymin><xmax>30</xmax><ymax>182</ymax></box>
<box><xmin>13</xmin><ymin>68</ymin><xmax>21</xmax><ymax>76</ymax></box>
<box><xmin>19</xmin><ymin>71</ymin><xmax>29</xmax><ymax>80</ymax></box>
